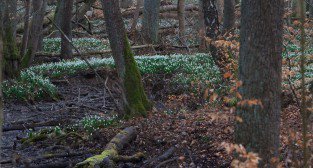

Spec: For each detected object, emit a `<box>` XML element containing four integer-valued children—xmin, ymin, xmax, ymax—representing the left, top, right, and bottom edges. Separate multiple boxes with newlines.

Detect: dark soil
<box><xmin>1</xmin><ymin>70</ymin><xmax>311</xmax><ymax>168</ymax></box>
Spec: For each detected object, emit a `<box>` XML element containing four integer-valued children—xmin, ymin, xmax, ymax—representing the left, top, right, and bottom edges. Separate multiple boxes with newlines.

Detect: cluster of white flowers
<box><xmin>3</xmin><ymin>53</ymin><xmax>221</xmax><ymax>100</ymax></box>
<box><xmin>42</xmin><ymin>38</ymin><xmax>110</xmax><ymax>54</ymax></box>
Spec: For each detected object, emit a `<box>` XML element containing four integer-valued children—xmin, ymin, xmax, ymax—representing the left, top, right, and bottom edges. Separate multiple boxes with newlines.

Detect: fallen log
<box><xmin>74</xmin><ymin>127</ymin><xmax>144</xmax><ymax>168</ymax></box>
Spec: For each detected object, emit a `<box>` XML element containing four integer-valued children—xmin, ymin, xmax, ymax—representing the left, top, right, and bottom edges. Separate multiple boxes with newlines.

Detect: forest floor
<box><xmin>1</xmin><ymin>68</ymin><xmax>309</xmax><ymax>168</ymax></box>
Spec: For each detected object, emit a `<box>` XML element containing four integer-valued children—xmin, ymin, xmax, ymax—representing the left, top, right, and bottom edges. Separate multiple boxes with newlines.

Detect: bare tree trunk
<box><xmin>37</xmin><ymin>0</ymin><xmax>47</xmax><ymax>52</ymax></box>
<box><xmin>0</xmin><ymin>1</ymin><xmax>4</xmax><ymax>155</ymax></box>
<box><xmin>20</xmin><ymin>0</ymin><xmax>31</xmax><ymax>57</ymax></box>
<box><xmin>222</xmin><ymin>0</ymin><xmax>235</xmax><ymax>31</ymax></box>
<box><xmin>130</xmin><ymin>0</ymin><xmax>143</xmax><ymax>31</ymax></box>
<box><xmin>101</xmin><ymin>0</ymin><xmax>151</xmax><ymax>117</ymax></box>
<box><xmin>202</xmin><ymin>0</ymin><xmax>230</xmax><ymax>75</ymax></box>
<box><xmin>309</xmin><ymin>0</ymin><xmax>313</xmax><ymax>18</ymax></box>
<box><xmin>235</xmin><ymin>0</ymin><xmax>284</xmax><ymax>166</ymax></box>
<box><xmin>177</xmin><ymin>0</ymin><xmax>186</xmax><ymax>43</ymax></box>
<box><xmin>142</xmin><ymin>0</ymin><xmax>161</xmax><ymax>44</ymax></box>
<box><xmin>73</xmin><ymin>0</ymin><xmax>96</xmax><ymax>24</ymax></box>
<box><xmin>60</xmin><ymin>0</ymin><xmax>74</xmax><ymax>59</ymax></box>
<box><xmin>2</xmin><ymin>0</ymin><xmax>19</xmax><ymax>78</ymax></box>
<box><xmin>21</xmin><ymin>0</ymin><xmax>46</xmax><ymax>68</ymax></box>
<box><xmin>197</xmin><ymin>0</ymin><xmax>206</xmax><ymax>51</ymax></box>
<box><xmin>216</xmin><ymin>0</ymin><xmax>224</xmax><ymax>22</ymax></box>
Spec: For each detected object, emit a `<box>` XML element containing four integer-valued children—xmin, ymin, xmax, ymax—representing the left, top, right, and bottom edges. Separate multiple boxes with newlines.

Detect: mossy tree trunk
<box><xmin>235</xmin><ymin>0</ymin><xmax>284</xmax><ymax>166</ymax></box>
<box><xmin>21</xmin><ymin>0</ymin><xmax>46</xmax><ymax>68</ymax></box>
<box><xmin>2</xmin><ymin>0</ymin><xmax>20</xmax><ymax>78</ymax></box>
<box><xmin>142</xmin><ymin>0</ymin><xmax>161</xmax><ymax>44</ymax></box>
<box><xmin>101</xmin><ymin>0</ymin><xmax>151</xmax><ymax>118</ymax></box>
<box><xmin>60</xmin><ymin>0</ymin><xmax>74</xmax><ymax>59</ymax></box>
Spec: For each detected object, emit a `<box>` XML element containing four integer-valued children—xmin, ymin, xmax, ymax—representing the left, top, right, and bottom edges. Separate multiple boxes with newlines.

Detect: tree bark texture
<box><xmin>142</xmin><ymin>0</ymin><xmax>161</xmax><ymax>44</ymax></box>
<box><xmin>0</xmin><ymin>2</ymin><xmax>4</xmax><ymax>154</ymax></box>
<box><xmin>101</xmin><ymin>0</ymin><xmax>151</xmax><ymax>117</ymax></box>
<box><xmin>178</xmin><ymin>0</ymin><xmax>186</xmax><ymax>43</ymax></box>
<box><xmin>2</xmin><ymin>0</ymin><xmax>19</xmax><ymax>78</ymax></box>
<box><xmin>235</xmin><ymin>0</ymin><xmax>284</xmax><ymax>166</ymax></box>
<box><xmin>20</xmin><ymin>0</ymin><xmax>31</xmax><ymax>57</ymax></box>
<box><xmin>60</xmin><ymin>0</ymin><xmax>74</xmax><ymax>59</ymax></box>
<box><xmin>22</xmin><ymin>0</ymin><xmax>46</xmax><ymax>68</ymax></box>
<box><xmin>222</xmin><ymin>0</ymin><xmax>235</xmax><ymax>31</ymax></box>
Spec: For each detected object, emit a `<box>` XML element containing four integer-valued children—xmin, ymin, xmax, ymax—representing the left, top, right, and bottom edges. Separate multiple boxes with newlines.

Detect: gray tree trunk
<box><xmin>21</xmin><ymin>0</ymin><xmax>46</xmax><ymax>67</ymax></box>
<box><xmin>130</xmin><ymin>0</ymin><xmax>143</xmax><ymax>31</ymax></box>
<box><xmin>53</xmin><ymin>0</ymin><xmax>62</xmax><ymax>37</ymax></box>
<box><xmin>37</xmin><ymin>0</ymin><xmax>47</xmax><ymax>52</ymax></box>
<box><xmin>142</xmin><ymin>0</ymin><xmax>161</xmax><ymax>44</ymax></box>
<box><xmin>20</xmin><ymin>0</ymin><xmax>31</xmax><ymax>57</ymax></box>
<box><xmin>100</xmin><ymin>0</ymin><xmax>151</xmax><ymax>117</ymax></box>
<box><xmin>309</xmin><ymin>0</ymin><xmax>313</xmax><ymax>18</ymax></box>
<box><xmin>73</xmin><ymin>0</ymin><xmax>96</xmax><ymax>24</ymax></box>
<box><xmin>60</xmin><ymin>0</ymin><xmax>74</xmax><ymax>59</ymax></box>
<box><xmin>235</xmin><ymin>0</ymin><xmax>284</xmax><ymax>166</ymax></box>
<box><xmin>0</xmin><ymin>0</ymin><xmax>4</xmax><ymax>153</ymax></box>
<box><xmin>222</xmin><ymin>0</ymin><xmax>235</xmax><ymax>31</ymax></box>
<box><xmin>2</xmin><ymin>0</ymin><xmax>19</xmax><ymax>78</ymax></box>
<box><xmin>178</xmin><ymin>0</ymin><xmax>186</xmax><ymax>43</ymax></box>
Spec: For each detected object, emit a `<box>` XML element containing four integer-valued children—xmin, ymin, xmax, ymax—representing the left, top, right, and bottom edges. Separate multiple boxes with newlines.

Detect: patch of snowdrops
<box><xmin>3</xmin><ymin>53</ymin><xmax>221</xmax><ymax>100</ymax></box>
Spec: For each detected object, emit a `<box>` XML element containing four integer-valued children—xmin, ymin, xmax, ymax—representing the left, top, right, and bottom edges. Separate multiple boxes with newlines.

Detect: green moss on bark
<box><xmin>20</xmin><ymin>48</ymin><xmax>32</xmax><ymax>69</ymax></box>
<box><xmin>3</xmin><ymin>25</ymin><xmax>20</xmax><ymax>78</ymax></box>
<box><xmin>123</xmin><ymin>37</ymin><xmax>152</xmax><ymax>118</ymax></box>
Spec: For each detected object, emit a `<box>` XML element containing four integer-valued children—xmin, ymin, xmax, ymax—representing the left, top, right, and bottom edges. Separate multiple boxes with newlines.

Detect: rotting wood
<box><xmin>74</xmin><ymin>127</ymin><xmax>144</xmax><ymax>168</ymax></box>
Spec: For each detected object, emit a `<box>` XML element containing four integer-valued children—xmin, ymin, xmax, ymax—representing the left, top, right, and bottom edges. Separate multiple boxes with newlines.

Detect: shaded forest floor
<box><xmin>1</xmin><ymin>68</ymin><xmax>310</xmax><ymax>168</ymax></box>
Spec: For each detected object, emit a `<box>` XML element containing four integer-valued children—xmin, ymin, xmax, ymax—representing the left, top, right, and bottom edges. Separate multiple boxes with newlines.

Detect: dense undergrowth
<box><xmin>3</xmin><ymin>53</ymin><xmax>221</xmax><ymax>100</ymax></box>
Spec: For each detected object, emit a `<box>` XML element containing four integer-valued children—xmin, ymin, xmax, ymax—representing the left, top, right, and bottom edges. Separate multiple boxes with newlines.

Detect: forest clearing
<box><xmin>0</xmin><ymin>0</ymin><xmax>312</xmax><ymax>167</ymax></box>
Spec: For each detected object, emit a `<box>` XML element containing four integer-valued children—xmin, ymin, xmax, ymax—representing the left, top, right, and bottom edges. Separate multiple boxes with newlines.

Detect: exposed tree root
<box><xmin>74</xmin><ymin>127</ymin><xmax>144</xmax><ymax>168</ymax></box>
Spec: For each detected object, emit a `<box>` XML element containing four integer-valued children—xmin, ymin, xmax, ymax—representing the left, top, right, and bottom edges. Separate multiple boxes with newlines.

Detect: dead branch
<box><xmin>74</xmin><ymin>127</ymin><xmax>144</xmax><ymax>168</ymax></box>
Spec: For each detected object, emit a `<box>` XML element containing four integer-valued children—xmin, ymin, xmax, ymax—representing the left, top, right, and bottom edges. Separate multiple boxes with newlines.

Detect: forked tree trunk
<box><xmin>21</xmin><ymin>0</ymin><xmax>46</xmax><ymax>68</ymax></box>
<box><xmin>177</xmin><ymin>0</ymin><xmax>186</xmax><ymax>43</ymax></box>
<box><xmin>101</xmin><ymin>0</ymin><xmax>151</xmax><ymax>117</ymax></box>
<box><xmin>222</xmin><ymin>0</ymin><xmax>235</xmax><ymax>31</ymax></box>
<box><xmin>235</xmin><ymin>0</ymin><xmax>284</xmax><ymax>166</ymax></box>
<box><xmin>142</xmin><ymin>0</ymin><xmax>161</xmax><ymax>44</ymax></box>
<box><xmin>2</xmin><ymin>0</ymin><xmax>19</xmax><ymax>78</ymax></box>
<box><xmin>60</xmin><ymin>0</ymin><xmax>74</xmax><ymax>59</ymax></box>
